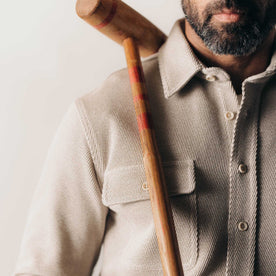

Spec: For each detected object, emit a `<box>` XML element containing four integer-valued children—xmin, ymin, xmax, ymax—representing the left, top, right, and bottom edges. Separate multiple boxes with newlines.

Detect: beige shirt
<box><xmin>14</xmin><ymin>19</ymin><xmax>276</xmax><ymax>276</ymax></box>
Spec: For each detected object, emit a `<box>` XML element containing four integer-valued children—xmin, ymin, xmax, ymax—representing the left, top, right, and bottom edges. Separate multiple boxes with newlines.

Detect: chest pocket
<box><xmin>102</xmin><ymin>160</ymin><xmax>198</xmax><ymax>271</ymax></box>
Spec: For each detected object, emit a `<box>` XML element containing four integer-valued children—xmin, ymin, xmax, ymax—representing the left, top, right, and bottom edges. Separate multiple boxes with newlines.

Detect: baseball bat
<box><xmin>76</xmin><ymin>1</ymin><xmax>184</xmax><ymax>275</ymax></box>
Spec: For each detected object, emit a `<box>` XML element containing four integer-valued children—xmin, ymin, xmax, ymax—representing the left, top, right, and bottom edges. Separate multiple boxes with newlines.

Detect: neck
<box><xmin>182</xmin><ymin>20</ymin><xmax>275</xmax><ymax>94</ymax></box>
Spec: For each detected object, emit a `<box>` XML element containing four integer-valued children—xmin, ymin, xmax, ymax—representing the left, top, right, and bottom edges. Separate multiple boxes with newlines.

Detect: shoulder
<box><xmin>70</xmin><ymin>53</ymin><xmax>160</xmax><ymax>174</ymax></box>
<box><xmin>76</xmin><ymin>53</ymin><xmax>159</xmax><ymax>113</ymax></box>
<box><xmin>72</xmin><ymin>53</ymin><xmax>160</xmax><ymax>139</ymax></box>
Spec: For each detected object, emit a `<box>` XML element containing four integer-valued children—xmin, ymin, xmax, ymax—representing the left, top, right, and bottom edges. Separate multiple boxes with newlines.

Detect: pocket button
<box><xmin>142</xmin><ymin>182</ymin><xmax>149</xmax><ymax>191</ymax></box>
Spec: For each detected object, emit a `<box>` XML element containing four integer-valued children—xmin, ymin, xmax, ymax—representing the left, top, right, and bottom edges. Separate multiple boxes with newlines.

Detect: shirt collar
<box><xmin>158</xmin><ymin>20</ymin><xmax>276</xmax><ymax>99</ymax></box>
<box><xmin>158</xmin><ymin>19</ymin><xmax>204</xmax><ymax>99</ymax></box>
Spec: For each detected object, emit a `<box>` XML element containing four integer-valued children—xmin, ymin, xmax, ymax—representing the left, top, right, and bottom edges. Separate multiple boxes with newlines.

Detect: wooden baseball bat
<box><xmin>76</xmin><ymin>1</ymin><xmax>184</xmax><ymax>275</ymax></box>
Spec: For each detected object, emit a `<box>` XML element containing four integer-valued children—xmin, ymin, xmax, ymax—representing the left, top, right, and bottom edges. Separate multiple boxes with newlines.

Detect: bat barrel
<box><xmin>76</xmin><ymin>0</ymin><xmax>167</xmax><ymax>57</ymax></box>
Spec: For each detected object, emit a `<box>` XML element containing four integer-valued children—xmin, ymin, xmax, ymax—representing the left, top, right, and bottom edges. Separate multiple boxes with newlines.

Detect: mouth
<box><xmin>213</xmin><ymin>8</ymin><xmax>245</xmax><ymax>23</ymax></box>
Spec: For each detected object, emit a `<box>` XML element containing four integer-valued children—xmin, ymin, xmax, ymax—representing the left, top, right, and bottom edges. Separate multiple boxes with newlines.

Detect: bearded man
<box><xmin>14</xmin><ymin>0</ymin><xmax>276</xmax><ymax>275</ymax></box>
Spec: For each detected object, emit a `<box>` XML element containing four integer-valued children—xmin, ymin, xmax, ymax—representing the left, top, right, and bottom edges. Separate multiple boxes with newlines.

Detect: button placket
<box><xmin>217</xmin><ymin>82</ymin><xmax>239</xmax><ymax>145</ymax></box>
<box><xmin>226</xmin><ymin>81</ymin><xmax>261</xmax><ymax>276</ymax></box>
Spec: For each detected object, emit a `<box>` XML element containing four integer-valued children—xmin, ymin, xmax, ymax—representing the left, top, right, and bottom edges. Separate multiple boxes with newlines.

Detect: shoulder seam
<box><xmin>73</xmin><ymin>98</ymin><xmax>104</xmax><ymax>188</ymax></box>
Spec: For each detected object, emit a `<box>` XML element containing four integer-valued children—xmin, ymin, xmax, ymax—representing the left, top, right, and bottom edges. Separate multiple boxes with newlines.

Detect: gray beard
<box><xmin>189</xmin><ymin>20</ymin><xmax>268</xmax><ymax>56</ymax></box>
<box><xmin>183</xmin><ymin>2</ymin><xmax>276</xmax><ymax>56</ymax></box>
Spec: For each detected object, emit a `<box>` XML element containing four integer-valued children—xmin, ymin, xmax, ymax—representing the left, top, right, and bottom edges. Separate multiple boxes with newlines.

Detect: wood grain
<box><xmin>123</xmin><ymin>37</ymin><xmax>184</xmax><ymax>276</ymax></box>
<box><xmin>76</xmin><ymin>0</ymin><xmax>167</xmax><ymax>57</ymax></box>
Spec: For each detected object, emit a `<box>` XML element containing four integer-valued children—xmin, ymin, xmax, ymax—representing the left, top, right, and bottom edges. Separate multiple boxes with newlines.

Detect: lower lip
<box><xmin>213</xmin><ymin>13</ymin><xmax>241</xmax><ymax>23</ymax></box>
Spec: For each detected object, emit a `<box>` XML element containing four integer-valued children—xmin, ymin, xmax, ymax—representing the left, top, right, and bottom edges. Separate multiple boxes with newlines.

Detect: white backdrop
<box><xmin>0</xmin><ymin>0</ymin><xmax>183</xmax><ymax>274</ymax></box>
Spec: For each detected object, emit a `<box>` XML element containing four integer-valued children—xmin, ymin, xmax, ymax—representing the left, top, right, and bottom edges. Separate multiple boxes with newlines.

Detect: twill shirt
<box><xmin>14</xmin><ymin>19</ymin><xmax>276</xmax><ymax>276</ymax></box>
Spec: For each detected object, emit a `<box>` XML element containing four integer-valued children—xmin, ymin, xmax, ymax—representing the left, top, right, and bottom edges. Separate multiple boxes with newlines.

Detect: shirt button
<box><xmin>225</xmin><ymin>111</ymin><xmax>235</xmax><ymax>121</ymax></box>
<box><xmin>237</xmin><ymin>221</ymin><xmax>249</xmax><ymax>232</ymax></box>
<box><xmin>238</xmin><ymin>164</ymin><xmax>248</xmax><ymax>174</ymax></box>
<box><xmin>205</xmin><ymin>74</ymin><xmax>217</xmax><ymax>81</ymax></box>
<box><xmin>142</xmin><ymin>182</ymin><xmax>149</xmax><ymax>191</ymax></box>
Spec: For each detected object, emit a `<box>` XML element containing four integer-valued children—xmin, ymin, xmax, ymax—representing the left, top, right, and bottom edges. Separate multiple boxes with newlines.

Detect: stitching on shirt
<box><xmin>232</xmin><ymin>82</ymin><xmax>249</xmax><ymax>274</ymax></box>
<box><xmin>226</xmin><ymin>159</ymin><xmax>236</xmax><ymax>275</ymax></box>
<box><xmin>158</xmin><ymin>51</ymin><xmax>202</xmax><ymax>98</ymax></box>
<box><xmin>194</xmin><ymin>181</ymin><xmax>200</xmax><ymax>268</ymax></box>
<box><xmin>172</xmin><ymin>67</ymin><xmax>202</xmax><ymax>95</ymax></box>
<box><xmin>157</xmin><ymin>52</ymin><xmax>170</xmax><ymax>98</ymax></box>
<box><xmin>74</xmin><ymin>99</ymin><xmax>104</xmax><ymax>191</ymax></box>
<box><xmin>248</xmin><ymin>92</ymin><xmax>261</xmax><ymax>275</ymax></box>
<box><xmin>226</xmin><ymin>81</ymin><xmax>249</xmax><ymax>275</ymax></box>
<box><xmin>252</xmin><ymin>91</ymin><xmax>267</xmax><ymax>275</ymax></box>
<box><xmin>105</xmin><ymin>160</ymin><xmax>193</xmax><ymax>176</ymax></box>
<box><xmin>217</xmin><ymin>83</ymin><xmax>233</xmax><ymax>143</ymax></box>
<box><xmin>225</xmin><ymin>93</ymin><xmax>244</xmax><ymax>276</ymax></box>
<box><xmin>181</xmin><ymin>190</ymin><xmax>198</xmax><ymax>270</ymax></box>
<box><xmin>104</xmin><ymin>160</ymin><xmax>196</xmax><ymax>204</ymax></box>
<box><xmin>171</xmin><ymin>33</ymin><xmax>203</xmax><ymax>94</ymax></box>
<box><xmin>157</xmin><ymin>20</ymin><xmax>205</xmax><ymax>98</ymax></box>
<box><xmin>249</xmin><ymin>74</ymin><xmax>276</xmax><ymax>83</ymax></box>
<box><xmin>124</xmin><ymin>265</ymin><xmax>163</xmax><ymax>271</ymax></box>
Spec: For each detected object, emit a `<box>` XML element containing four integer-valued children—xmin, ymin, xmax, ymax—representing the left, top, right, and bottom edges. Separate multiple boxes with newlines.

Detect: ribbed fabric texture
<box><xmin>13</xmin><ymin>20</ymin><xmax>276</xmax><ymax>276</ymax></box>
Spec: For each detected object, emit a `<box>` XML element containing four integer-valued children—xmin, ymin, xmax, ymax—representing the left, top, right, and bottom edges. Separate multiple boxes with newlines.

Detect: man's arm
<box><xmin>13</xmin><ymin>101</ymin><xmax>108</xmax><ymax>276</ymax></box>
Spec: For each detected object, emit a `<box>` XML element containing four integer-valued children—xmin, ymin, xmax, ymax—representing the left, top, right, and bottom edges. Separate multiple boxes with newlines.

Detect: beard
<box><xmin>182</xmin><ymin>0</ymin><xmax>276</xmax><ymax>56</ymax></box>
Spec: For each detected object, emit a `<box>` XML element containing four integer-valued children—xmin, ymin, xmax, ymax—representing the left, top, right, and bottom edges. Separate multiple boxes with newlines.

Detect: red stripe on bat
<box><xmin>94</xmin><ymin>0</ymin><xmax>117</xmax><ymax>30</ymax></box>
<box><xmin>133</xmin><ymin>94</ymin><xmax>147</xmax><ymax>103</ymax></box>
<box><xmin>128</xmin><ymin>66</ymin><xmax>145</xmax><ymax>83</ymax></box>
<box><xmin>137</xmin><ymin>112</ymin><xmax>151</xmax><ymax>131</ymax></box>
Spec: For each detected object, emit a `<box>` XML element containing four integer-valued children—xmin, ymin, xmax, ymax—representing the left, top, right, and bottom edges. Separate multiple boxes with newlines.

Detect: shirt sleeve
<box><xmin>13</xmin><ymin>101</ymin><xmax>108</xmax><ymax>276</ymax></box>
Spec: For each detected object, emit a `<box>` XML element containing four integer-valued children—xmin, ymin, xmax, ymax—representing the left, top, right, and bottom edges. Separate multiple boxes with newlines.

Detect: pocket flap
<box><xmin>102</xmin><ymin>160</ymin><xmax>196</xmax><ymax>206</ymax></box>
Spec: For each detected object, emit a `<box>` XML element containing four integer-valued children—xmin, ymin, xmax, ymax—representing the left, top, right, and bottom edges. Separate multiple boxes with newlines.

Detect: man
<box><xmin>14</xmin><ymin>0</ymin><xmax>276</xmax><ymax>275</ymax></box>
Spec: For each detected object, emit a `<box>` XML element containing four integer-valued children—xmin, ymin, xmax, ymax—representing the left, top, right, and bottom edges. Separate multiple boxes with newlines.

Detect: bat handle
<box><xmin>123</xmin><ymin>37</ymin><xmax>184</xmax><ymax>276</ymax></box>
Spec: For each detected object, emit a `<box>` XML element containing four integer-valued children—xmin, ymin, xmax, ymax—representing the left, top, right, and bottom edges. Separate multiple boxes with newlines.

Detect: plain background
<box><xmin>0</xmin><ymin>0</ymin><xmax>183</xmax><ymax>274</ymax></box>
